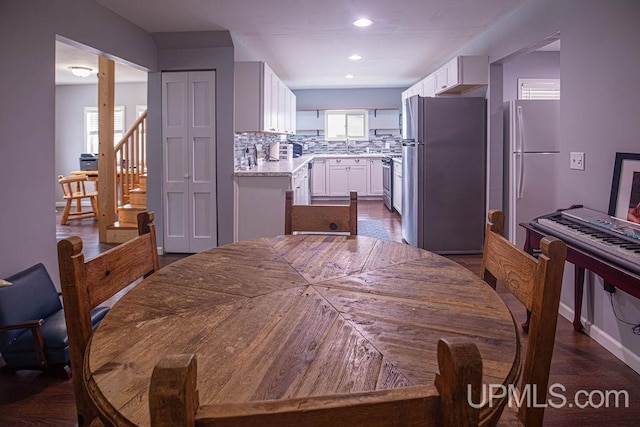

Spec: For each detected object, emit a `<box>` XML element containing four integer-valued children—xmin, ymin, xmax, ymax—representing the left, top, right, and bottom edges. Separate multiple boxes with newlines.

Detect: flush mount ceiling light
<box><xmin>348</xmin><ymin>54</ymin><xmax>363</xmax><ymax>61</ymax></box>
<box><xmin>69</xmin><ymin>66</ymin><xmax>93</xmax><ymax>77</ymax></box>
<box><xmin>353</xmin><ymin>18</ymin><xmax>373</xmax><ymax>27</ymax></box>
<box><xmin>345</xmin><ymin>74</ymin><xmax>355</xmax><ymax>79</ymax></box>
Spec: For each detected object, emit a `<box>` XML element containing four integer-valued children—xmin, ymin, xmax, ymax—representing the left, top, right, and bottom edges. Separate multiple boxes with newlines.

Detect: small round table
<box><xmin>85</xmin><ymin>235</ymin><xmax>520</xmax><ymax>425</ymax></box>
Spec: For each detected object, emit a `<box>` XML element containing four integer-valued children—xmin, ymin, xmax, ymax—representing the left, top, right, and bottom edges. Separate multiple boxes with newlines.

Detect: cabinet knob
<box><xmin>355</xmin><ymin>159</ymin><xmax>360</xmax><ymax>163</ymax></box>
<box><xmin>336</xmin><ymin>159</ymin><xmax>341</xmax><ymax>163</ymax></box>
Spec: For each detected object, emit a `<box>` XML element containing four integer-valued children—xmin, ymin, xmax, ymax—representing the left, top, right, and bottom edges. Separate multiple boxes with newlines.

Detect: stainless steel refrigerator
<box><xmin>504</xmin><ymin>99</ymin><xmax>560</xmax><ymax>249</ymax></box>
<box><xmin>401</xmin><ymin>96</ymin><xmax>486</xmax><ymax>253</ymax></box>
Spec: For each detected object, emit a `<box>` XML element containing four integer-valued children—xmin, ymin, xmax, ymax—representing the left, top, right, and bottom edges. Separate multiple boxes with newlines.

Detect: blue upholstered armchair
<box><xmin>0</xmin><ymin>263</ymin><xmax>109</xmax><ymax>372</ymax></box>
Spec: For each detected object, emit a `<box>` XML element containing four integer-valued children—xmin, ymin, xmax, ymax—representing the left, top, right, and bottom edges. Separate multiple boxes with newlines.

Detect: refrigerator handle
<box><xmin>516</xmin><ymin>106</ymin><xmax>525</xmax><ymax>199</ymax></box>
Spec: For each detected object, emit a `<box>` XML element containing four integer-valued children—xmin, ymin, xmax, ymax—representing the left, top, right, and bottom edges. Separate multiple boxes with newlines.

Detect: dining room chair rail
<box><xmin>149</xmin><ymin>338</ymin><xmax>483</xmax><ymax>427</ymax></box>
<box><xmin>479</xmin><ymin>209</ymin><xmax>566</xmax><ymax>427</ymax></box>
<box><xmin>284</xmin><ymin>190</ymin><xmax>358</xmax><ymax>235</ymax></box>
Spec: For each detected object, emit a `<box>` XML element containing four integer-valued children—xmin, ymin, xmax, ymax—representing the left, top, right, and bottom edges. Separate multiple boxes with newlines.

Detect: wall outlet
<box><xmin>570</xmin><ymin>152</ymin><xmax>585</xmax><ymax>170</ymax></box>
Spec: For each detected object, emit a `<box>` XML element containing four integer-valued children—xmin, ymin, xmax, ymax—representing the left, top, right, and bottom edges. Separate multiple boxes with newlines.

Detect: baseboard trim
<box><xmin>559</xmin><ymin>302</ymin><xmax>640</xmax><ymax>374</ymax></box>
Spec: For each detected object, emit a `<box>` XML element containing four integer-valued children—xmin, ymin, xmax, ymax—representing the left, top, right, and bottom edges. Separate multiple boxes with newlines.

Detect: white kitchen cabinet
<box><xmin>235</xmin><ymin>61</ymin><xmax>296</xmax><ymax>134</ymax></box>
<box><xmin>328</xmin><ymin>158</ymin><xmax>367</xmax><ymax>197</ymax></box>
<box><xmin>368</xmin><ymin>158</ymin><xmax>383</xmax><ymax>195</ymax></box>
<box><xmin>291</xmin><ymin>165</ymin><xmax>310</xmax><ymax>205</ymax></box>
<box><xmin>311</xmin><ymin>158</ymin><xmax>328</xmax><ymax>196</ymax></box>
<box><xmin>421</xmin><ymin>74</ymin><xmax>435</xmax><ymax>97</ymax></box>
<box><xmin>328</xmin><ymin>163</ymin><xmax>349</xmax><ymax>196</ymax></box>
<box><xmin>434</xmin><ymin>56</ymin><xmax>488</xmax><ymax>95</ymax></box>
<box><xmin>393</xmin><ymin>158</ymin><xmax>402</xmax><ymax>214</ymax></box>
<box><xmin>349</xmin><ymin>163</ymin><xmax>367</xmax><ymax>195</ymax></box>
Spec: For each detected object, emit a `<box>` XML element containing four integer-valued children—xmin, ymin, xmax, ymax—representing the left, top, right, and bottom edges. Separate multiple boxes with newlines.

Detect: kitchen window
<box><xmin>325</xmin><ymin>110</ymin><xmax>368</xmax><ymax>141</ymax></box>
<box><xmin>518</xmin><ymin>78</ymin><xmax>560</xmax><ymax>100</ymax></box>
<box><xmin>84</xmin><ymin>106</ymin><xmax>125</xmax><ymax>153</ymax></box>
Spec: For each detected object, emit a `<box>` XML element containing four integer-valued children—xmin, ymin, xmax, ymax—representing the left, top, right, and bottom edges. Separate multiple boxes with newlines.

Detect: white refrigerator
<box><xmin>504</xmin><ymin>99</ymin><xmax>560</xmax><ymax>249</ymax></box>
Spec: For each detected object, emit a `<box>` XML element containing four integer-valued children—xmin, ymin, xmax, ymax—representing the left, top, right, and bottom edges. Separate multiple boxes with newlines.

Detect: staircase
<box><xmin>105</xmin><ymin>111</ymin><xmax>148</xmax><ymax>243</ymax></box>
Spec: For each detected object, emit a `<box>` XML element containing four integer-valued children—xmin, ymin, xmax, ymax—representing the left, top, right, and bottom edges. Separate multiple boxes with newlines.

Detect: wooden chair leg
<box><xmin>90</xmin><ymin>196</ymin><xmax>99</xmax><ymax>220</ymax></box>
<box><xmin>61</xmin><ymin>199</ymin><xmax>72</xmax><ymax>225</ymax></box>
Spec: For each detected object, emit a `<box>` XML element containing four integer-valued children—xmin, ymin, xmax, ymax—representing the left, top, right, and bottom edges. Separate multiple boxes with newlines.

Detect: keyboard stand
<box><xmin>520</xmin><ymin>222</ymin><xmax>640</xmax><ymax>333</ymax></box>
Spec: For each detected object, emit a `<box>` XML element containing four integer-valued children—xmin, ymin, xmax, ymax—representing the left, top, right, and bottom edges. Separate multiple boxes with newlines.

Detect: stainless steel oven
<box><xmin>382</xmin><ymin>157</ymin><xmax>393</xmax><ymax>211</ymax></box>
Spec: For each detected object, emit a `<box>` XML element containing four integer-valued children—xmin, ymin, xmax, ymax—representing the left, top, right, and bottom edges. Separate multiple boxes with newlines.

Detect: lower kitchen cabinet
<box><xmin>368</xmin><ymin>158</ymin><xmax>383</xmax><ymax>196</ymax></box>
<box><xmin>291</xmin><ymin>165</ymin><xmax>310</xmax><ymax>204</ymax></box>
<box><xmin>328</xmin><ymin>158</ymin><xmax>367</xmax><ymax>196</ymax></box>
<box><xmin>393</xmin><ymin>158</ymin><xmax>402</xmax><ymax>214</ymax></box>
<box><xmin>311</xmin><ymin>158</ymin><xmax>327</xmax><ymax>196</ymax></box>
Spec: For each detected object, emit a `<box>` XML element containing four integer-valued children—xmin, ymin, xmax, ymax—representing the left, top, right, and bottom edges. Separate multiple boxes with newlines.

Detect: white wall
<box><xmin>55</xmin><ymin>82</ymin><xmax>147</xmax><ymax>203</ymax></box>
<box><xmin>294</xmin><ymin>88</ymin><xmax>403</xmax><ymax>110</ymax></box>
<box><xmin>0</xmin><ymin>0</ymin><xmax>157</xmax><ymax>281</ymax></box>
<box><xmin>502</xmin><ymin>51</ymin><xmax>560</xmax><ymax>101</ymax></box>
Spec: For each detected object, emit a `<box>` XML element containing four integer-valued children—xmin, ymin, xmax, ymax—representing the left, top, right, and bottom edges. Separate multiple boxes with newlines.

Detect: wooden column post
<box><xmin>98</xmin><ymin>57</ymin><xmax>115</xmax><ymax>242</ymax></box>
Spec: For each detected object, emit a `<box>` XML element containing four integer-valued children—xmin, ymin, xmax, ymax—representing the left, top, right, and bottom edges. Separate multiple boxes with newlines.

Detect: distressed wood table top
<box><xmin>86</xmin><ymin>235</ymin><xmax>520</xmax><ymax>426</ymax></box>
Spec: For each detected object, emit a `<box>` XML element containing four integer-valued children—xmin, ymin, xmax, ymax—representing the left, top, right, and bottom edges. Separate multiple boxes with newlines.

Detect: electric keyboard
<box><xmin>531</xmin><ymin>207</ymin><xmax>640</xmax><ymax>276</ymax></box>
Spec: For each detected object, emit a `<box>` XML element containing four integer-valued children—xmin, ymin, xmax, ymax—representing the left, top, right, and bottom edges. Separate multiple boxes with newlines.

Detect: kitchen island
<box><xmin>234</xmin><ymin>153</ymin><xmax>389</xmax><ymax>242</ymax></box>
<box><xmin>234</xmin><ymin>156</ymin><xmax>313</xmax><ymax>242</ymax></box>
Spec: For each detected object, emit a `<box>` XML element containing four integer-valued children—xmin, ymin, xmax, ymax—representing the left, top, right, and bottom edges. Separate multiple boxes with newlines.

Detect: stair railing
<box><xmin>114</xmin><ymin>110</ymin><xmax>147</xmax><ymax>207</ymax></box>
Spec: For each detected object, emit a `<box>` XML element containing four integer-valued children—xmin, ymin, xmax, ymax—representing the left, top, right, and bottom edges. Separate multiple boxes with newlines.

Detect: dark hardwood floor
<box><xmin>1</xmin><ymin>203</ymin><xmax>638</xmax><ymax>425</ymax></box>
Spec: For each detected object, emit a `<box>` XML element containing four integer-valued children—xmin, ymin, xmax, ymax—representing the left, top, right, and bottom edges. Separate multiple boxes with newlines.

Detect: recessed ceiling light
<box><xmin>353</xmin><ymin>18</ymin><xmax>373</xmax><ymax>27</ymax></box>
<box><xmin>69</xmin><ymin>66</ymin><xmax>93</xmax><ymax>77</ymax></box>
<box><xmin>345</xmin><ymin>74</ymin><xmax>354</xmax><ymax>79</ymax></box>
<box><xmin>348</xmin><ymin>54</ymin><xmax>363</xmax><ymax>61</ymax></box>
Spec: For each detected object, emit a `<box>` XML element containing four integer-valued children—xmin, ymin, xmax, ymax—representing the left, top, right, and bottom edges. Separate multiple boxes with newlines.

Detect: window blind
<box><xmin>518</xmin><ymin>79</ymin><xmax>560</xmax><ymax>100</ymax></box>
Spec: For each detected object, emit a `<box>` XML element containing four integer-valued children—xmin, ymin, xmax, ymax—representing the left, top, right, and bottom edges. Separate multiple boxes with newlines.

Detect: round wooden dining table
<box><xmin>85</xmin><ymin>235</ymin><xmax>520</xmax><ymax>426</ymax></box>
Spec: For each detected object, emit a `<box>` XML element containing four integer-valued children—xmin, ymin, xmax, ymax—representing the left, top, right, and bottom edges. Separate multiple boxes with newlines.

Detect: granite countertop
<box><xmin>234</xmin><ymin>155</ymin><xmax>314</xmax><ymax>177</ymax></box>
<box><xmin>234</xmin><ymin>153</ymin><xmax>395</xmax><ymax>177</ymax></box>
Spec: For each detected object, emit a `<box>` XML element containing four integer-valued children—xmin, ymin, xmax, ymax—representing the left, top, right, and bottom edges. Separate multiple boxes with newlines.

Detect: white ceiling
<box><xmin>60</xmin><ymin>0</ymin><xmax>532</xmax><ymax>89</ymax></box>
<box><xmin>55</xmin><ymin>41</ymin><xmax>148</xmax><ymax>85</ymax></box>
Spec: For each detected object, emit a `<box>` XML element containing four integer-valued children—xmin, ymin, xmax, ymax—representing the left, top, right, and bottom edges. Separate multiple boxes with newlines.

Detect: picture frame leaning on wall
<box><xmin>608</xmin><ymin>152</ymin><xmax>640</xmax><ymax>224</ymax></box>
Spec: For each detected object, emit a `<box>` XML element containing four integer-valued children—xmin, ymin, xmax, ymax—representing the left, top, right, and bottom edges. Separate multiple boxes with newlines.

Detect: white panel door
<box><xmin>162</xmin><ymin>71</ymin><xmax>217</xmax><ymax>253</ymax></box>
<box><xmin>189</xmin><ymin>72</ymin><xmax>217</xmax><ymax>253</ymax></box>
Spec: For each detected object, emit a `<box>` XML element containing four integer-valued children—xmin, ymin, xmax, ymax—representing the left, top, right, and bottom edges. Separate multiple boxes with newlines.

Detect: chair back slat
<box><xmin>84</xmin><ymin>233</ymin><xmax>156</xmax><ymax>307</ymax></box>
<box><xmin>482</xmin><ymin>230</ymin><xmax>537</xmax><ymax>311</ymax></box>
<box><xmin>285</xmin><ymin>191</ymin><xmax>358</xmax><ymax>235</ymax></box>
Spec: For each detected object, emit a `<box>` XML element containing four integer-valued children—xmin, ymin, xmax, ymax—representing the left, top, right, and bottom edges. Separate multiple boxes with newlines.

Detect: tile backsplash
<box><xmin>234</xmin><ymin>132</ymin><xmax>403</xmax><ymax>169</ymax></box>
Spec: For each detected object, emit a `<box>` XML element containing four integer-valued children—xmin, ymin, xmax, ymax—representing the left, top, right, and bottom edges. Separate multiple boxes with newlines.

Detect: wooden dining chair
<box><xmin>57</xmin><ymin>211</ymin><xmax>159</xmax><ymax>426</ymax></box>
<box><xmin>480</xmin><ymin>210</ymin><xmax>567</xmax><ymax>427</ymax></box>
<box><xmin>284</xmin><ymin>190</ymin><xmax>358</xmax><ymax>235</ymax></box>
<box><xmin>149</xmin><ymin>338</ymin><xmax>483</xmax><ymax>427</ymax></box>
<box><xmin>58</xmin><ymin>174</ymin><xmax>99</xmax><ymax>225</ymax></box>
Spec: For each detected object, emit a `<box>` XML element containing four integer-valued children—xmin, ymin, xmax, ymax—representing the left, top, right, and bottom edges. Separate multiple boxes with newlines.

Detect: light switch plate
<box><xmin>570</xmin><ymin>152</ymin><xmax>585</xmax><ymax>170</ymax></box>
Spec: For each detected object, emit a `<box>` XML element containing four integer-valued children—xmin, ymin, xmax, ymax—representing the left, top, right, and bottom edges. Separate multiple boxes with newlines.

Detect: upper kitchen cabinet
<box><xmin>235</xmin><ymin>61</ymin><xmax>297</xmax><ymax>134</ymax></box>
<box><xmin>402</xmin><ymin>74</ymin><xmax>435</xmax><ymax>100</ymax></box>
<box><xmin>434</xmin><ymin>56</ymin><xmax>488</xmax><ymax>95</ymax></box>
